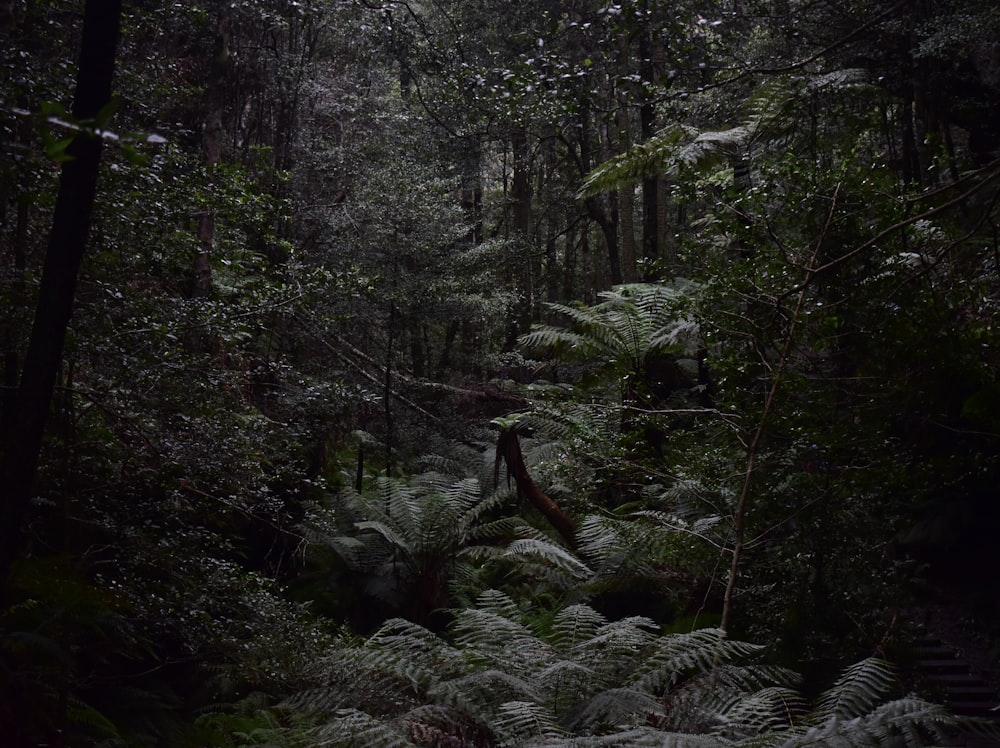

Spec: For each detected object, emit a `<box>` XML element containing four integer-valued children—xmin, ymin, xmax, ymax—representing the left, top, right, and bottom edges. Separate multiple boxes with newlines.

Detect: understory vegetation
<box><xmin>2</xmin><ymin>0</ymin><xmax>1000</xmax><ymax>745</ymax></box>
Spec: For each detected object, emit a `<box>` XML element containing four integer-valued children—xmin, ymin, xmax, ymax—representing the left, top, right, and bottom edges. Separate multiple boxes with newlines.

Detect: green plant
<box><xmin>305</xmin><ymin>474</ymin><xmax>523</xmax><ymax>627</ymax></box>
<box><xmin>275</xmin><ymin>591</ymin><xmax>993</xmax><ymax>747</ymax></box>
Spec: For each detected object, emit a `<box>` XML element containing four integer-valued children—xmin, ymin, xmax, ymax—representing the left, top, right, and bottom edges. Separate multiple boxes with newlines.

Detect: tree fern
<box><xmin>304</xmin><ymin>474</ymin><xmax>522</xmax><ymax>623</ymax></box>
<box><xmin>519</xmin><ymin>282</ymin><xmax>701</xmax><ymax>411</ymax></box>
<box><xmin>520</xmin><ymin>283</ymin><xmax>698</xmax><ymax>355</ymax></box>
<box><xmin>578</xmin><ymin>69</ymin><xmax>876</xmax><ymax>200</ymax></box>
<box><xmin>278</xmin><ymin>598</ymin><xmax>994</xmax><ymax>748</ymax></box>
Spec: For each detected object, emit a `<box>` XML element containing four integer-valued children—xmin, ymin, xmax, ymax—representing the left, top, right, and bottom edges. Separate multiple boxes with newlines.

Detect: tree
<box><xmin>0</xmin><ymin>0</ymin><xmax>123</xmax><ymax>605</ymax></box>
<box><xmin>306</xmin><ymin>473</ymin><xmax>519</xmax><ymax>628</ymax></box>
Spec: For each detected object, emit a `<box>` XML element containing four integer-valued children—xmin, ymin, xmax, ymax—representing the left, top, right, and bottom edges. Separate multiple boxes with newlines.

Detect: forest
<box><xmin>2</xmin><ymin>0</ymin><xmax>1000</xmax><ymax>745</ymax></box>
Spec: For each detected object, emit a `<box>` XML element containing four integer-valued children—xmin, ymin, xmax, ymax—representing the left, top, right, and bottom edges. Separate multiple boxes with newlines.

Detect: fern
<box><xmin>814</xmin><ymin>657</ymin><xmax>898</xmax><ymax>721</ymax></box>
<box><xmin>305</xmin><ymin>708</ymin><xmax>416</xmax><ymax>748</ymax></box>
<box><xmin>519</xmin><ymin>282</ymin><xmax>702</xmax><ymax>419</ymax></box>
<box><xmin>631</xmin><ymin>628</ymin><xmax>765</xmax><ymax>696</ymax></box>
<box><xmin>549</xmin><ymin>604</ymin><xmax>608</xmax><ymax>651</ymax></box>
<box><xmin>577</xmin><ymin>125</ymin><xmax>748</xmax><ymax>198</ymax></box>
<box><xmin>708</xmin><ymin>686</ymin><xmax>805</xmax><ymax>739</ymax></box>
<box><xmin>305</xmin><ymin>474</ymin><xmax>525</xmax><ymax>622</ymax></box>
<box><xmin>278</xmin><ymin>598</ymin><xmax>990</xmax><ymax>748</ymax></box>
<box><xmin>502</xmin><ymin>537</ymin><xmax>593</xmax><ymax>588</ymax></box>
<box><xmin>494</xmin><ymin>700</ymin><xmax>567</xmax><ymax>746</ymax></box>
<box><xmin>565</xmin><ymin>687</ymin><xmax>665</xmax><ymax>732</ymax></box>
<box><xmin>578</xmin><ymin>68</ymin><xmax>877</xmax><ymax>200</ymax></box>
<box><xmin>528</xmin><ymin>730</ymin><xmax>732</xmax><ymax>747</ymax></box>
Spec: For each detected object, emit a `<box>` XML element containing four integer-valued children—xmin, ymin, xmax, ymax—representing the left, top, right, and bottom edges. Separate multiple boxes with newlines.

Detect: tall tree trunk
<box><xmin>543</xmin><ymin>138</ymin><xmax>560</xmax><ymax>305</ymax></box>
<box><xmin>384</xmin><ymin>302</ymin><xmax>397</xmax><ymax>476</ymax></box>
<box><xmin>193</xmin><ymin>4</ymin><xmax>232</xmax><ymax>297</ymax></box>
<box><xmin>562</xmin><ymin>221</ymin><xmax>577</xmax><ymax>301</ymax></box>
<box><xmin>638</xmin><ymin>1</ymin><xmax>660</xmax><ymax>277</ymax></box>
<box><xmin>619</xmin><ymin>184</ymin><xmax>637</xmax><ymax>284</ymax></box>
<box><xmin>579</xmin><ymin>107</ymin><xmax>621</xmax><ymax>286</ymax></box>
<box><xmin>614</xmin><ymin>104</ymin><xmax>638</xmax><ymax>283</ymax></box>
<box><xmin>656</xmin><ymin>175</ymin><xmax>670</xmax><ymax>269</ymax></box>
<box><xmin>1</xmin><ymin>195</ymin><xmax>28</xmax><ymax>431</ymax></box>
<box><xmin>0</xmin><ymin>0</ymin><xmax>123</xmax><ymax>605</ymax></box>
<box><xmin>460</xmin><ymin>137</ymin><xmax>484</xmax><ymax>245</ymax></box>
<box><xmin>510</xmin><ymin>128</ymin><xmax>534</xmax><ymax>339</ymax></box>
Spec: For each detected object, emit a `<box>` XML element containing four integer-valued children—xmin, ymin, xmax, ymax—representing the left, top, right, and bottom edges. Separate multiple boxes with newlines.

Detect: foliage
<box><xmin>303</xmin><ymin>473</ymin><xmax>526</xmax><ymax>627</ymax></box>
<box><xmin>3</xmin><ymin>0</ymin><xmax>1000</xmax><ymax>743</ymax></box>
<box><xmin>276</xmin><ymin>592</ymin><xmax>988</xmax><ymax>747</ymax></box>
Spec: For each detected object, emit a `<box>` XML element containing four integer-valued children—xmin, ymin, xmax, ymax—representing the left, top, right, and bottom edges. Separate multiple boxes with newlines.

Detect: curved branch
<box><xmin>494</xmin><ymin>428</ymin><xmax>576</xmax><ymax>548</ymax></box>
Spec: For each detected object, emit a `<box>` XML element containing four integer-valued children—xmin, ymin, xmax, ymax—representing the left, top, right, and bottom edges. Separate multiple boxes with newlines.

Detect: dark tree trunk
<box><xmin>494</xmin><ymin>428</ymin><xmax>576</xmax><ymax>548</ymax></box>
<box><xmin>562</xmin><ymin>221</ymin><xmax>577</xmax><ymax>301</ymax></box>
<box><xmin>638</xmin><ymin>2</ymin><xmax>661</xmax><ymax>277</ymax></box>
<box><xmin>0</xmin><ymin>0</ymin><xmax>123</xmax><ymax>606</ymax></box>
<box><xmin>511</xmin><ymin>128</ymin><xmax>534</xmax><ymax>337</ymax></box>
<box><xmin>193</xmin><ymin>3</ymin><xmax>231</xmax><ymax>298</ymax></box>
<box><xmin>1</xmin><ymin>195</ymin><xmax>28</xmax><ymax>431</ymax></box>
<box><xmin>578</xmin><ymin>107</ymin><xmax>621</xmax><ymax>286</ymax></box>
<box><xmin>586</xmin><ymin>196</ymin><xmax>621</xmax><ymax>286</ymax></box>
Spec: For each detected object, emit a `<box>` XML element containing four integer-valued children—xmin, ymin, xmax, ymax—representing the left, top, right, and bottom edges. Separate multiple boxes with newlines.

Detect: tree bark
<box><xmin>0</xmin><ymin>0</ymin><xmax>123</xmax><ymax>605</ymax></box>
<box><xmin>495</xmin><ymin>428</ymin><xmax>576</xmax><ymax>547</ymax></box>
<box><xmin>577</xmin><ymin>107</ymin><xmax>621</xmax><ymax>286</ymax></box>
<box><xmin>511</xmin><ymin>128</ymin><xmax>534</xmax><ymax>337</ymax></box>
<box><xmin>638</xmin><ymin>0</ymin><xmax>661</xmax><ymax>277</ymax></box>
<box><xmin>193</xmin><ymin>4</ymin><xmax>231</xmax><ymax>298</ymax></box>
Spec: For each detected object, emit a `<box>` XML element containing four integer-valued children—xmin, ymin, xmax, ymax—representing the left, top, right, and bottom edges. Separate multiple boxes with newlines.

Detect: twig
<box><xmin>721</xmin><ymin>182</ymin><xmax>841</xmax><ymax>631</ymax></box>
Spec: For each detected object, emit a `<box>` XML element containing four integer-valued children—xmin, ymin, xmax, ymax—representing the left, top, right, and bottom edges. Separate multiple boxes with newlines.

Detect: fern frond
<box><xmin>461</xmin><ymin>515</ymin><xmax>527</xmax><ymax>544</ymax></box>
<box><xmin>674</xmin><ymin>127</ymin><xmax>749</xmax><ymax>169</ymax></box>
<box><xmin>632</xmin><ymin>629</ymin><xmax>763</xmax><ymax>695</ymax></box>
<box><xmin>576</xmin><ymin>128</ymin><xmax>688</xmax><ymax>199</ymax></box>
<box><xmin>472</xmin><ymin>588</ymin><xmax>523</xmax><ymax>619</ymax></box>
<box><xmin>433</xmin><ymin>668</ymin><xmax>540</xmax><ymax>715</ymax></box>
<box><xmin>550</xmin><ymin>604</ymin><xmax>608</xmax><ymax>652</ymax></box>
<box><xmin>533</xmin><ymin>658</ymin><xmax>598</xmax><ymax>697</ymax></box>
<box><xmin>494</xmin><ymin>700</ymin><xmax>566</xmax><ymax>746</ymax></box>
<box><xmin>354</xmin><ymin>520</ymin><xmax>413</xmax><ymax>559</ymax></box>
<box><xmin>577</xmin><ymin>125</ymin><xmax>747</xmax><ymax>198</ymax></box>
<box><xmin>577</xmin><ymin>513</ymin><xmax>678</xmax><ymax>578</ymax></box>
<box><xmin>572</xmin><ymin>616</ymin><xmax>659</xmax><ymax>687</ymax></box>
<box><xmin>854</xmin><ymin>695</ymin><xmax>958</xmax><ymax>747</ymax></box>
<box><xmin>566</xmin><ymin>687</ymin><xmax>666</xmax><ymax>732</ymax></box>
<box><xmin>648</xmin><ymin>318</ymin><xmax>701</xmax><ymax>357</ymax></box>
<box><xmin>452</xmin><ymin>612</ymin><xmax>551</xmax><ymax>672</ymax></box>
<box><xmin>786</xmin><ymin>697</ymin><xmax>953</xmax><ymax>748</ymax></box>
<box><xmin>528</xmin><ymin>727</ymin><xmax>731</xmax><ymax>746</ymax></box>
<box><xmin>363</xmin><ymin>618</ymin><xmax>464</xmax><ymax>691</ymax></box>
<box><xmin>814</xmin><ymin>657</ymin><xmax>897</xmax><ymax>720</ymax></box>
<box><xmin>519</xmin><ymin>327</ymin><xmax>594</xmax><ymax>356</ymax></box>
<box><xmin>502</xmin><ymin>538</ymin><xmax>593</xmax><ymax>586</ymax></box>
<box><xmin>709</xmin><ymin>686</ymin><xmax>804</xmax><ymax>738</ymax></box>
<box><xmin>305</xmin><ymin>708</ymin><xmax>416</xmax><ymax>748</ymax></box>
<box><xmin>577</xmin><ymin>125</ymin><xmax>748</xmax><ymax>200</ymax></box>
